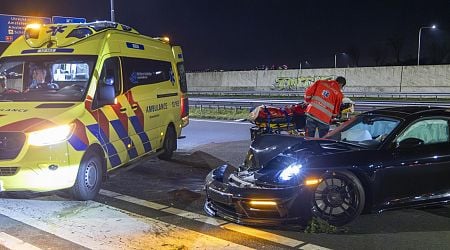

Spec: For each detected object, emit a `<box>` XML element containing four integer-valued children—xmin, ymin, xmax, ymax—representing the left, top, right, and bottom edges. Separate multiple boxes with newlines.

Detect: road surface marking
<box><xmin>299</xmin><ymin>243</ymin><xmax>332</xmax><ymax>250</ymax></box>
<box><xmin>221</xmin><ymin>223</ymin><xmax>304</xmax><ymax>247</ymax></box>
<box><xmin>190</xmin><ymin>118</ymin><xmax>251</xmax><ymax>125</ymax></box>
<box><xmin>101</xmin><ymin>189</ymin><xmax>328</xmax><ymax>249</ymax></box>
<box><xmin>161</xmin><ymin>206</ymin><xmax>228</xmax><ymax>226</ymax></box>
<box><xmin>99</xmin><ymin>189</ymin><xmax>168</xmax><ymax>210</ymax></box>
<box><xmin>100</xmin><ymin>189</ymin><xmax>228</xmax><ymax>226</ymax></box>
<box><xmin>0</xmin><ymin>198</ymin><xmax>253</xmax><ymax>250</ymax></box>
<box><xmin>0</xmin><ymin>232</ymin><xmax>42</xmax><ymax>250</ymax></box>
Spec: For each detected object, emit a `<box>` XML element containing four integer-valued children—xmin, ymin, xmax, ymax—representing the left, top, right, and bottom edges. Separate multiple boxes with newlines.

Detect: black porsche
<box><xmin>204</xmin><ymin>106</ymin><xmax>450</xmax><ymax>226</ymax></box>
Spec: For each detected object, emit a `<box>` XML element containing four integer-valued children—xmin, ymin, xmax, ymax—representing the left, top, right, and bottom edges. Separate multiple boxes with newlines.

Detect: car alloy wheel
<box><xmin>311</xmin><ymin>171</ymin><xmax>365</xmax><ymax>226</ymax></box>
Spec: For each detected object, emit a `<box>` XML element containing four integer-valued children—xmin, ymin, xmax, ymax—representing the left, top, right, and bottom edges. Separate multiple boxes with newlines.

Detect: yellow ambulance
<box><xmin>0</xmin><ymin>21</ymin><xmax>189</xmax><ymax>200</ymax></box>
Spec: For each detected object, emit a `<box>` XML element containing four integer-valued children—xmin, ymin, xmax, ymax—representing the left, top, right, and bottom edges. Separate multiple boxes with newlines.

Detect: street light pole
<box><xmin>334</xmin><ymin>52</ymin><xmax>345</xmax><ymax>68</ymax></box>
<box><xmin>296</xmin><ymin>61</ymin><xmax>302</xmax><ymax>84</ymax></box>
<box><xmin>110</xmin><ymin>0</ymin><xmax>115</xmax><ymax>22</ymax></box>
<box><xmin>417</xmin><ymin>25</ymin><xmax>436</xmax><ymax>65</ymax></box>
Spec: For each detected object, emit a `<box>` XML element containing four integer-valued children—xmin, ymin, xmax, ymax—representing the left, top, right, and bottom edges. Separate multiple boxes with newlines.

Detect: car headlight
<box><xmin>28</xmin><ymin>124</ymin><xmax>74</xmax><ymax>146</ymax></box>
<box><xmin>279</xmin><ymin>163</ymin><xmax>302</xmax><ymax>181</ymax></box>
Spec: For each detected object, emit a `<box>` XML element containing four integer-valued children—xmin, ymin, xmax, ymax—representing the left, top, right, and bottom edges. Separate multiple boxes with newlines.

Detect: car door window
<box><xmin>397</xmin><ymin>119</ymin><xmax>449</xmax><ymax>145</ymax></box>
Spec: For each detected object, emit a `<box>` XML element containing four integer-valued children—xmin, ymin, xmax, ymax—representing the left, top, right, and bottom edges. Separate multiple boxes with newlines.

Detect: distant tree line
<box><xmin>347</xmin><ymin>33</ymin><xmax>450</xmax><ymax>67</ymax></box>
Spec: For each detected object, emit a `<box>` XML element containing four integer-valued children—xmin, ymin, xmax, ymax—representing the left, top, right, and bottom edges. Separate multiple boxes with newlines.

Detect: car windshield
<box><xmin>0</xmin><ymin>55</ymin><xmax>97</xmax><ymax>102</ymax></box>
<box><xmin>324</xmin><ymin>114</ymin><xmax>401</xmax><ymax>148</ymax></box>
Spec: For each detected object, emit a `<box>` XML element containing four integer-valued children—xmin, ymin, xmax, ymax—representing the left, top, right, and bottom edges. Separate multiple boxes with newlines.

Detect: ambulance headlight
<box><xmin>28</xmin><ymin>124</ymin><xmax>74</xmax><ymax>146</ymax></box>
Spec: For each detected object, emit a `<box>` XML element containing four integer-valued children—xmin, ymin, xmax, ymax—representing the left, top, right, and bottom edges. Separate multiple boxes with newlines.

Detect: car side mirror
<box><xmin>97</xmin><ymin>77</ymin><xmax>115</xmax><ymax>106</ymax></box>
<box><xmin>396</xmin><ymin>138</ymin><xmax>424</xmax><ymax>149</ymax></box>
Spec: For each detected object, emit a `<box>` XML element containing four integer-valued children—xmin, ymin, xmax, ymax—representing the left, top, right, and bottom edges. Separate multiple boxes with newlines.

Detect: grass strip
<box><xmin>189</xmin><ymin>107</ymin><xmax>250</xmax><ymax>120</ymax></box>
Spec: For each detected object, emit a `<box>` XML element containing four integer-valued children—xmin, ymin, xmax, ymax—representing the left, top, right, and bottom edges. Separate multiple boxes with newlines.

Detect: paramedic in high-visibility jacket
<box><xmin>304</xmin><ymin>76</ymin><xmax>346</xmax><ymax>137</ymax></box>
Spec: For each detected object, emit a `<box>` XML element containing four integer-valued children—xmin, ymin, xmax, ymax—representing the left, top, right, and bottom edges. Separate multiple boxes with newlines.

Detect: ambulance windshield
<box><xmin>0</xmin><ymin>55</ymin><xmax>97</xmax><ymax>102</ymax></box>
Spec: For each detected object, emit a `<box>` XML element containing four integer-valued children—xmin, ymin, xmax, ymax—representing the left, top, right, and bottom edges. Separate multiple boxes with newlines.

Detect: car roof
<box><xmin>364</xmin><ymin>106</ymin><xmax>450</xmax><ymax>119</ymax></box>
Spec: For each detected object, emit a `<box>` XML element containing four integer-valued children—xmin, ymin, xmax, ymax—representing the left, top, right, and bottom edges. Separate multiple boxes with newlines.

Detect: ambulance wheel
<box><xmin>158</xmin><ymin>125</ymin><xmax>177</xmax><ymax>160</ymax></box>
<box><xmin>71</xmin><ymin>151</ymin><xmax>103</xmax><ymax>201</ymax></box>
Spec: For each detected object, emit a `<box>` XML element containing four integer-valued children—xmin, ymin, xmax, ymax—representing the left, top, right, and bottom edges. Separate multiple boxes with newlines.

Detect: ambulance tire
<box><xmin>158</xmin><ymin>125</ymin><xmax>177</xmax><ymax>160</ymax></box>
<box><xmin>71</xmin><ymin>151</ymin><xmax>103</xmax><ymax>201</ymax></box>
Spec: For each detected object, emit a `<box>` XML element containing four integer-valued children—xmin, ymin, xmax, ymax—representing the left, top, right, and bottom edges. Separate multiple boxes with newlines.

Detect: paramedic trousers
<box><xmin>305</xmin><ymin>116</ymin><xmax>330</xmax><ymax>138</ymax></box>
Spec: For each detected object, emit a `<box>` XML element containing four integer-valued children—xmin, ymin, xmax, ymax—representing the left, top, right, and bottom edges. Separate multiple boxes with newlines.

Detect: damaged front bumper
<box><xmin>204</xmin><ymin>165</ymin><xmax>312</xmax><ymax>226</ymax></box>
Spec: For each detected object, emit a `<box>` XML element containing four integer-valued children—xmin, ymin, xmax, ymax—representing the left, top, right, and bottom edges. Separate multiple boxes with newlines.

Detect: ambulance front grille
<box><xmin>0</xmin><ymin>132</ymin><xmax>26</xmax><ymax>160</ymax></box>
<box><xmin>0</xmin><ymin>167</ymin><xmax>19</xmax><ymax>176</ymax></box>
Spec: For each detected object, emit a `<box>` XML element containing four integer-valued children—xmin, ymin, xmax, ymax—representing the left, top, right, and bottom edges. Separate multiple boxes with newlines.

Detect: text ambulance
<box><xmin>0</xmin><ymin>21</ymin><xmax>189</xmax><ymax>200</ymax></box>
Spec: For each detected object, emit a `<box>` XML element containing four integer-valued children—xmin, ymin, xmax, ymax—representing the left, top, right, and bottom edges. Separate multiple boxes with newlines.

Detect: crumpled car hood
<box><xmin>232</xmin><ymin>134</ymin><xmax>363</xmax><ymax>186</ymax></box>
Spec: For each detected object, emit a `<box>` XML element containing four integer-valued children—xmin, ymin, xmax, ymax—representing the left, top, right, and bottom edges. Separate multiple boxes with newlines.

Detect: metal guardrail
<box><xmin>189</xmin><ymin>97</ymin><xmax>450</xmax><ymax>112</ymax></box>
<box><xmin>189</xmin><ymin>90</ymin><xmax>450</xmax><ymax>99</ymax></box>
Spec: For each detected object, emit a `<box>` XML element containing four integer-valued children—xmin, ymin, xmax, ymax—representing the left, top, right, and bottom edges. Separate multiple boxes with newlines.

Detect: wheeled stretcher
<box><xmin>248</xmin><ymin>103</ymin><xmax>307</xmax><ymax>140</ymax></box>
<box><xmin>248</xmin><ymin>98</ymin><xmax>355</xmax><ymax>140</ymax></box>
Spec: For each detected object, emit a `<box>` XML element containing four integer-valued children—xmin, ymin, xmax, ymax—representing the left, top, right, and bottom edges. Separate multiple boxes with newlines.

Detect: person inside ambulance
<box><xmin>28</xmin><ymin>64</ymin><xmax>59</xmax><ymax>90</ymax></box>
<box><xmin>304</xmin><ymin>76</ymin><xmax>346</xmax><ymax>138</ymax></box>
<box><xmin>0</xmin><ymin>75</ymin><xmax>6</xmax><ymax>92</ymax></box>
<box><xmin>0</xmin><ymin>74</ymin><xmax>20</xmax><ymax>94</ymax></box>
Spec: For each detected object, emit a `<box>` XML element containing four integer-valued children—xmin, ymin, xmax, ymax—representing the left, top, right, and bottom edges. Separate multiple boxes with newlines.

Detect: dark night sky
<box><xmin>1</xmin><ymin>0</ymin><xmax>449</xmax><ymax>70</ymax></box>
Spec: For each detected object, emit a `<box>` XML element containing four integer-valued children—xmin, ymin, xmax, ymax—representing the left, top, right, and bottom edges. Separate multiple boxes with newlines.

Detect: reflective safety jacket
<box><xmin>304</xmin><ymin>79</ymin><xmax>343</xmax><ymax>124</ymax></box>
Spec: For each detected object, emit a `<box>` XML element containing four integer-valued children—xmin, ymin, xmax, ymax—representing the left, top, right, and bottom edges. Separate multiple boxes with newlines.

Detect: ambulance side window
<box><xmin>121</xmin><ymin>57</ymin><xmax>172</xmax><ymax>92</ymax></box>
<box><xmin>176</xmin><ymin>62</ymin><xmax>187</xmax><ymax>93</ymax></box>
<box><xmin>99</xmin><ymin>57</ymin><xmax>121</xmax><ymax>95</ymax></box>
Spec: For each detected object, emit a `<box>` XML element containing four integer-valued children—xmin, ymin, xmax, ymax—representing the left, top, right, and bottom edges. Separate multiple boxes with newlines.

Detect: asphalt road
<box><xmin>0</xmin><ymin>119</ymin><xmax>449</xmax><ymax>249</ymax></box>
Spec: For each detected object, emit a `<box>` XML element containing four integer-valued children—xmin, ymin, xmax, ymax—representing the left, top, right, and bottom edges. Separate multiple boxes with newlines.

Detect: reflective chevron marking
<box><xmin>129</xmin><ymin>116</ymin><xmax>151</xmax><ymax>152</ymax></box>
<box><xmin>110</xmin><ymin>120</ymin><xmax>138</xmax><ymax>159</ymax></box>
<box><xmin>86</xmin><ymin>123</ymin><xmax>121</xmax><ymax>167</ymax></box>
<box><xmin>68</xmin><ymin>119</ymin><xmax>89</xmax><ymax>151</ymax></box>
<box><xmin>126</xmin><ymin>91</ymin><xmax>151</xmax><ymax>153</ymax></box>
<box><xmin>125</xmin><ymin>91</ymin><xmax>144</xmax><ymax>129</ymax></box>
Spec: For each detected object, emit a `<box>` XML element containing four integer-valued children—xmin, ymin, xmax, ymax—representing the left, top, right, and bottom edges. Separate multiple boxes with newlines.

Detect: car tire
<box><xmin>71</xmin><ymin>151</ymin><xmax>103</xmax><ymax>201</ymax></box>
<box><xmin>310</xmin><ymin>170</ymin><xmax>365</xmax><ymax>227</ymax></box>
<box><xmin>158</xmin><ymin>125</ymin><xmax>177</xmax><ymax>160</ymax></box>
